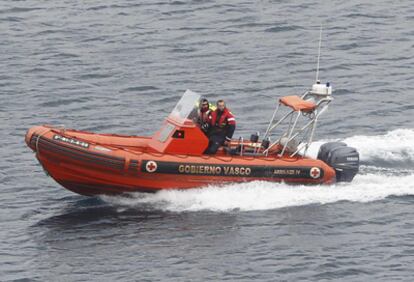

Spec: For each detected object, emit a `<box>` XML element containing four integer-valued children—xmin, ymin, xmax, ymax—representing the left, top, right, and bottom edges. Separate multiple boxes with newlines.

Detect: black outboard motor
<box><xmin>317</xmin><ymin>142</ymin><xmax>359</xmax><ymax>182</ymax></box>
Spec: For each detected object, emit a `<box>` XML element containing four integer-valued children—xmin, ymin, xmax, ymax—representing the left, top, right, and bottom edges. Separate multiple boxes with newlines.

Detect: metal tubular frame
<box><xmin>262</xmin><ymin>93</ymin><xmax>332</xmax><ymax>157</ymax></box>
<box><xmin>279</xmin><ymin>111</ymin><xmax>301</xmax><ymax>156</ymax></box>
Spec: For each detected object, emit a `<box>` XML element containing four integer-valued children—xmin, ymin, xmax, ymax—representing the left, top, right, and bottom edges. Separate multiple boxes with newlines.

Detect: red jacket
<box><xmin>209</xmin><ymin>108</ymin><xmax>236</xmax><ymax>141</ymax></box>
<box><xmin>198</xmin><ymin>108</ymin><xmax>212</xmax><ymax>124</ymax></box>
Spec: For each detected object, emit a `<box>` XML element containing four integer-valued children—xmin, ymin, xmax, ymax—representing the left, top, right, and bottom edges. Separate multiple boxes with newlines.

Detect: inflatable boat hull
<box><xmin>25</xmin><ymin>125</ymin><xmax>336</xmax><ymax>196</ymax></box>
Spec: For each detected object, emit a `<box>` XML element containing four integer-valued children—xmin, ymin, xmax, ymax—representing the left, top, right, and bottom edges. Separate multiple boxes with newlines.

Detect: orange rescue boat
<box><xmin>25</xmin><ymin>83</ymin><xmax>359</xmax><ymax>196</ymax></box>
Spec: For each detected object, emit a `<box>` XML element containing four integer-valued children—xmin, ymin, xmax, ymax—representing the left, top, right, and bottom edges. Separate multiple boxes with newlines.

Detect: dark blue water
<box><xmin>1</xmin><ymin>1</ymin><xmax>414</xmax><ymax>281</ymax></box>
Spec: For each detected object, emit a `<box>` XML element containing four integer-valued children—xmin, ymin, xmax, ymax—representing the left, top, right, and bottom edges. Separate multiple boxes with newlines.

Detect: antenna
<box><xmin>315</xmin><ymin>25</ymin><xmax>323</xmax><ymax>82</ymax></box>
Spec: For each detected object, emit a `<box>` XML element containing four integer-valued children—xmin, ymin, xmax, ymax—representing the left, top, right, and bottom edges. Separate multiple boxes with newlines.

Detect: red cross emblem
<box><xmin>146</xmin><ymin>161</ymin><xmax>157</xmax><ymax>173</ymax></box>
<box><xmin>310</xmin><ymin>167</ymin><xmax>321</xmax><ymax>179</ymax></box>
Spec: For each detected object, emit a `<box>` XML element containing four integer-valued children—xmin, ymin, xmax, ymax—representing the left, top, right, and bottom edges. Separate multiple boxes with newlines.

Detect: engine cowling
<box><xmin>317</xmin><ymin>142</ymin><xmax>359</xmax><ymax>182</ymax></box>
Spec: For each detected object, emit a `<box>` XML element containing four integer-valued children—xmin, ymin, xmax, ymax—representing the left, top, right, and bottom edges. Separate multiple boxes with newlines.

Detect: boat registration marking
<box><xmin>53</xmin><ymin>135</ymin><xmax>89</xmax><ymax>148</ymax></box>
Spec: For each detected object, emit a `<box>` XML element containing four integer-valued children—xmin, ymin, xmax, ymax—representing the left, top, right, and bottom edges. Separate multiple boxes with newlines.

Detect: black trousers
<box><xmin>204</xmin><ymin>134</ymin><xmax>226</xmax><ymax>154</ymax></box>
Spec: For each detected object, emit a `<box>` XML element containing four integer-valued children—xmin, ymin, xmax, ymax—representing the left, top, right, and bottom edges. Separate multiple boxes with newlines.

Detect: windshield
<box><xmin>169</xmin><ymin>89</ymin><xmax>201</xmax><ymax>124</ymax></box>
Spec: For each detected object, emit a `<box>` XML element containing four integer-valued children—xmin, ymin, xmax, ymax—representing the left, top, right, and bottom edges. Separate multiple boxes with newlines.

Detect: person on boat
<box><xmin>204</xmin><ymin>99</ymin><xmax>236</xmax><ymax>154</ymax></box>
<box><xmin>197</xmin><ymin>98</ymin><xmax>212</xmax><ymax>134</ymax></box>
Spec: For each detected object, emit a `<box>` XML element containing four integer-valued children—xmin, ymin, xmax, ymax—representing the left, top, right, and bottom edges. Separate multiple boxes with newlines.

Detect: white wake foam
<box><xmin>306</xmin><ymin>128</ymin><xmax>414</xmax><ymax>165</ymax></box>
<box><xmin>344</xmin><ymin>128</ymin><xmax>414</xmax><ymax>164</ymax></box>
<box><xmin>102</xmin><ymin>129</ymin><xmax>414</xmax><ymax>212</ymax></box>
<box><xmin>102</xmin><ymin>173</ymin><xmax>414</xmax><ymax>212</ymax></box>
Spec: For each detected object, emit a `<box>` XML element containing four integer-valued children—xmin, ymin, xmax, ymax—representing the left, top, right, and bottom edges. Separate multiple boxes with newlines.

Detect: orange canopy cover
<box><xmin>279</xmin><ymin>96</ymin><xmax>316</xmax><ymax>112</ymax></box>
